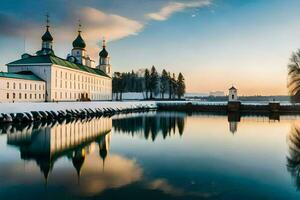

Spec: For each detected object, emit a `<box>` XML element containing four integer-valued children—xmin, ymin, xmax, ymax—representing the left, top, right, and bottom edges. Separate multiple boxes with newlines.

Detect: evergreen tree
<box><xmin>168</xmin><ymin>72</ymin><xmax>172</xmax><ymax>99</ymax></box>
<box><xmin>112</xmin><ymin>72</ymin><xmax>121</xmax><ymax>100</ymax></box>
<box><xmin>170</xmin><ymin>73</ymin><xmax>177</xmax><ymax>99</ymax></box>
<box><xmin>176</xmin><ymin>73</ymin><xmax>186</xmax><ymax>99</ymax></box>
<box><xmin>160</xmin><ymin>69</ymin><xmax>169</xmax><ymax>99</ymax></box>
<box><xmin>150</xmin><ymin>66</ymin><xmax>159</xmax><ymax>99</ymax></box>
<box><xmin>119</xmin><ymin>73</ymin><xmax>126</xmax><ymax>100</ymax></box>
<box><xmin>144</xmin><ymin>69</ymin><xmax>150</xmax><ymax>99</ymax></box>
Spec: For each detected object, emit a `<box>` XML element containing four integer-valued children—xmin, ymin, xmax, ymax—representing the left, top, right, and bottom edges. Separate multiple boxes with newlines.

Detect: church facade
<box><xmin>1</xmin><ymin>21</ymin><xmax>112</xmax><ymax>103</ymax></box>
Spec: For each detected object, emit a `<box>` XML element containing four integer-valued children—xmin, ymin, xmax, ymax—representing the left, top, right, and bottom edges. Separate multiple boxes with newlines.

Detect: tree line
<box><xmin>112</xmin><ymin>66</ymin><xmax>185</xmax><ymax>100</ymax></box>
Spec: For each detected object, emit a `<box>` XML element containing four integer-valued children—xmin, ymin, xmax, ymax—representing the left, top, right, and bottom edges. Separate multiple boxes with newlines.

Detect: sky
<box><xmin>1</xmin><ymin>0</ymin><xmax>300</xmax><ymax>95</ymax></box>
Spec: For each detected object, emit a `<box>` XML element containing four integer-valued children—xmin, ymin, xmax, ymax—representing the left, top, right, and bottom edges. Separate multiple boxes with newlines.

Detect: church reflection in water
<box><xmin>0</xmin><ymin>112</ymin><xmax>187</xmax><ymax>186</ymax></box>
<box><xmin>287</xmin><ymin>121</ymin><xmax>300</xmax><ymax>189</ymax></box>
<box><xmin>4</xmin><ymin>117</ymin><xmax>112</xmax><ymax>182</ymax></box>
<box><xmin>112</xmin><ymin>112</ymin><xmax>186</xmax><ymax>140</ymax></box>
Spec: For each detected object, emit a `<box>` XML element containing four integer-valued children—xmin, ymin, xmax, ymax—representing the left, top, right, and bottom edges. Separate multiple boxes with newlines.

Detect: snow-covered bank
<box><xmin>0</xmin><ymin>101</ymin><xmax>156</xmax><ymax>115</ymax></box>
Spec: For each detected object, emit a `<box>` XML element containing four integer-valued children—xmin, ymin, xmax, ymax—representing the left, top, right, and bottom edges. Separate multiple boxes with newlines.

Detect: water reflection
<box><xmin>228</xmin><ymin>113</ymin><xmax>241</xmax><ymax>134</ymax></box>
<box><xmin>0</xmin><ymin>112</ymin><xmax>298</xmax><ymax>199</ymax></box>
<box><xmin>287</xmin><ymin>122</ymin><xmax>300</xmax><ymax>189</ymax></box>
<box><xmin>4</xmin><ymin>117</ymin><xmax>112</xmax><ymax>182</ymax></box>
<box><xmin>112</xmin><ymin>112</ymin><xmax>186</xmax><ymax>140</ymax></box>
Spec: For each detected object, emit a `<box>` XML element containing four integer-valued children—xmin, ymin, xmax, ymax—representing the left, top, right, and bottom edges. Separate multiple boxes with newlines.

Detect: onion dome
<box><xmin>72</xmin><ymin>32</ymin><xmax>86</xmax><ymax>49</ymax></box>
<box><xmin>99</xmin><ymin>39</ymin><xmax>108</xmax><ymax>58</ymax></box>
<box><xmin>42</xmin><ymin>27</ymin><xmax>53</xmax><ymax>41</ymax></box>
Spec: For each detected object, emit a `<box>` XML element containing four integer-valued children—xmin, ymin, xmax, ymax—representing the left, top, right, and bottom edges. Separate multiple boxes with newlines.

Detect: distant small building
<box><xmin>209</xmin><ymin>91</ymin><xmax>225</xmax><ymax>97</ymax></box>
<box><xmin>228</xmin><ymin>86</ymin><xmax>238</xmax><ymax>102</ymax></box>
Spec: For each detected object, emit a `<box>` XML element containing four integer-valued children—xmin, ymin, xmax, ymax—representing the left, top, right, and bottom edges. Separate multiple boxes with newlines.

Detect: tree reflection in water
<box><xmin>112</xmin><ymin>112</ymin><xmax>186</xmax><ymax>141</ymax></box>
<box><xmin>287</xmin><ymin>122</ymin><xmax>300</xmax><ymax>189</ymax></box>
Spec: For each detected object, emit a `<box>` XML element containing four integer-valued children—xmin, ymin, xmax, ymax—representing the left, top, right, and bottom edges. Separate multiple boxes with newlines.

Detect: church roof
<box><xmin>229</xmin><ymin>86</ymin><xmax>237</xmax><ymax>90</ymax></box>
<box><xmin>42</xmin><ymin>28</ymin><xmax>53</xmax><ymax>42</ymax></box>
<box><xmin>72</xmin><ymin>33</ymin><xmax>86</xmax><ymax>49</ymax></box>
<box><xmin>0</xmin><ymin>71</ymin><xmax>44</xmax><ymax>81</ymax></box>
<box><xmin>7</xmin><ymin>54</ymin><xmax>110</xmax><ymax>78</ymax></box>
<box><xmin>99</xmin><ymin>47</ymin><xmax>108</xmax><ymax>58</ymax></box>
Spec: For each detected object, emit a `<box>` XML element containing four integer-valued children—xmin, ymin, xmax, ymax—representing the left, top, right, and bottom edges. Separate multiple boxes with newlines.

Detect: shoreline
<box><xmin>2</xmin><ymin>100</ymin><xmax>300</xmax><ymax>123</ymax></box>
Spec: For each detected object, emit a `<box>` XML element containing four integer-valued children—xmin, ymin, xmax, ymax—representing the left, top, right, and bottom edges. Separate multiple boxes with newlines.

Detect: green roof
<box><xmin>7</xmin><ymin>54</ymin><xmax>110</xmax><ymax>78</ymax></box>
<box><xmin>0</xmin><ymin>71</ymin><xmax>44</xmax><ymax>81</ymax></box>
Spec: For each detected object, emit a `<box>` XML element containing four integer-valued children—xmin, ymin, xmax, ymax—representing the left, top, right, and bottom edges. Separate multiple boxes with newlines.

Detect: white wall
<box><xmin>0</xmin><ymin>77</ymin><xmax>46</xmax><ymax>103</ymax></box>
<box><xmin>8</xmin><ymin>64</ymin><xmax>52</xmax><ymax>101</ymax></box>
<box><xmin>7</xmin><ymin>64</ymin><xmax>112</xmax><ymax>102</ymax></box>
<box><xmin>51</xmin><ymin>65</ymin><xmax>112</xmax><ymax>101</ymax></box>
<box><xmin>229</xmin><ymin>89</ymin><xmax>238</xmax><ymax>101</ymax></box>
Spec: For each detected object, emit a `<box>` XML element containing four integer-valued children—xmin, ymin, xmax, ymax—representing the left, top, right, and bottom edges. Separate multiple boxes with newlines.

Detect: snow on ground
<box><xmin>0</xmin><ymin>101</ymin><xmax>157</xmax><ymax>114</ymax></box>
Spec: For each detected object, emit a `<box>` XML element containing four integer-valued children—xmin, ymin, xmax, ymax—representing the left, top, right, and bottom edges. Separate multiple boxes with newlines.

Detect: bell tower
<box><xmin>98</xmin><ymin>39</ymin><xmax>112</xmax><ymax>77</ymax></box>
<box><xmin>71</xmin><ymin>22</ymin><xmax>87</xmax><ymax>65</ymax></box>
<box><xmin>36</xmin><ymin>14</ymin><xmax>54</xmax><ymax>55</ymax></box>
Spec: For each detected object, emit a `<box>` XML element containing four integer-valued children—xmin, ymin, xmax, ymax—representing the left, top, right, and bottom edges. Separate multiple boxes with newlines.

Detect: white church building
<box><xmin>0</xmin><ymin>19</ymin><xmax>112</xmax><ymax>103</ymax></box>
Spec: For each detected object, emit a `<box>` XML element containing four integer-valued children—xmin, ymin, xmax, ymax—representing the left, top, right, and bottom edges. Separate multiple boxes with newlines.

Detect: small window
<box><xmin>19</xmin><ymin>83</ymin><xmax>21</xmax><ymax>89</ymax></box>
<box><xmin>25</xmin><ymin>93</ymin><xmax>27</xmax><ymax>99</ymax></box>
<box><xmin>13</xmin><ymin>83</ymin><xmax>16</xmax><ymax>89</ymax></box>
<box><xmin>30</xmin><ymin>94</ymin><xmax>32</xmax><ymax>99</ymax></box>
<box><xmin>7</xmin><ymin>82</ymin><xmax>9</xmax><ymax>89</ymax></box>
<box><xmin>19</xmin><ymin>93</ymin><xmax>21</xmax><ymax>99</ymax></box>
<box><xmin>7</xmin><ymin>93</ymin><xmax>9</xmax><ymax>99</ymax></box>
<box><xmin>25</xmin><ymin>84</ymin><xmax>27</xmax><ymax>90</ymax></box>
<box><xmin>35</xmin><ymin>94</ymin><xmax>37</xmax><ymax>99</ymax></box>
<box><xmin>39</xmin><ymin>94</ymin><xmax>41</xmax><ymax>99</ymax></box>
<box><xmin>13</xmin><ymin>93</ymin><xmax>15</xmax><ymax>99</ymax></box>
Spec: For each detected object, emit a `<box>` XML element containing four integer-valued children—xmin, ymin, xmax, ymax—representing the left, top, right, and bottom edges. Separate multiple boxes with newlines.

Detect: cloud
<box><xmin>0</xmin><ymin>13</ymin><xmax>35</xmax><ymax>37</ymax></box>
<box><xmin>0</xmin><ymin>7</ymin><xmax>144</xmax><ymax>60</ymax></box>
<box><xmin>146</xmin><ymin>0</ymin><xmax>211</xmax><ymax>21</ymax></box>
<box><xmin>77</xmin><ymin>7</ymin><xmax>143</xmax><ymax>42</ymax></box>
<box><xmin>73</xmin><ymin>7</ymin><xmax>144</xmax><ymax>59</ymax></box>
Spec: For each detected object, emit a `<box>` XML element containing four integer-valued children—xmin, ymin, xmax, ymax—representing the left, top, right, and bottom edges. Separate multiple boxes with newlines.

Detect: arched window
<box><xmin>7</xmin><ymin>82</ymin><xmax>9</xmax><ymax>89</ymax></box>
<box><xmin>7</xmin><ymin>93</ymin><xmax>9</xmax><ymax>99</ymax></box>
<box><xmin>13</xmin><ymin>93</ymin><xmax>15</xmax><ymax>99</ymax></box>
<box><xmin>19</xmin><ymin>93</ymin><xmax>21</xmax><ymax>99</ymax></box>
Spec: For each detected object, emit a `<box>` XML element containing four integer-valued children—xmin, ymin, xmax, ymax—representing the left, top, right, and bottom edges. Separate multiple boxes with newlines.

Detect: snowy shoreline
<box><xmin>0</xmin><ymin>101</ymin><xmax>157</xmax><ymax>115</ymax></box>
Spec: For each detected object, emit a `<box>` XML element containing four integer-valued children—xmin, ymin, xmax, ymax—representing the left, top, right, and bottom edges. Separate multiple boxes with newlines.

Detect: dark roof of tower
<box><xmin>99</xmin><ymin>47</ymin><xmax>108</xmax><ymax>58</ymax></box>
<box><xmin>72</xmin><ymin>32</ymin><xmax>86</xmax><ymax>49</ymax></box>
<box><xmin>42</xmin><ymin>27</ymin><xmax>53</xmax><ymax>42</ymax></box>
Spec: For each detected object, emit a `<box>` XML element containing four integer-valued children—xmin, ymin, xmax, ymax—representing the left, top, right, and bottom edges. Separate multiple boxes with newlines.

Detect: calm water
<box><xmin>1</xmin><ymin>112</ymin><xmax>300</xmax><ymax>199</ymax></box>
